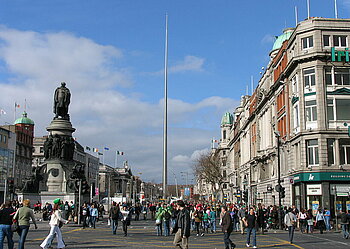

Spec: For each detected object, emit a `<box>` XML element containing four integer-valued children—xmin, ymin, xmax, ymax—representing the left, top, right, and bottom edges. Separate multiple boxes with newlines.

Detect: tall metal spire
<box><xmin>162</xmin><ymin>13</ymin><xmax>168</xmax><ymax>199</ymax></box>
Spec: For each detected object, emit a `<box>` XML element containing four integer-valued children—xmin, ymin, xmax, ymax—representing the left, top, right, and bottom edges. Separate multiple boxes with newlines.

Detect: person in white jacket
<box><xmin>40</xmin><ymin>199</ymin><xmax>69</xmax><ymax>249</ymax></box>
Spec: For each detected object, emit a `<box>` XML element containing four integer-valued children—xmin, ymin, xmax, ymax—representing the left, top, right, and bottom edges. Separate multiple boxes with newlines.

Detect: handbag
<box><xmin>156</xmin><ymin>219</ymin><xmax>162</xmax><ymax>225</ymax></box>
<box><xmin>11</xmin><ymin>220</ymin><xmax>19</xmax><ymax>232</ymax></box>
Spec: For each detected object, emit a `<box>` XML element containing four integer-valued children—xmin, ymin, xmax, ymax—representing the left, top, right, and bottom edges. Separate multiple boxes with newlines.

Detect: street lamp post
<box><xmin>274</xmin><ymin>131</ymin><xmax>283</xmax><ymax>230</ymax></box>
<box><xmin>332</xmin><ymin>186</ymin><xmax>339</xmax><ymax>231</ymax></box>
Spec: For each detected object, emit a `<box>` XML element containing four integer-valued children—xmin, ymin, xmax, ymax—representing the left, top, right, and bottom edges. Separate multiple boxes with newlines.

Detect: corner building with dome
<box><xmin>204</xmin><ymin>17</ymin><xmax>350</xmax><ymax>216</ymax></box>
<box><xmin>1</xmin><ymin>111</ymin><xmax>35</xmax><ymax>191</ymax></box>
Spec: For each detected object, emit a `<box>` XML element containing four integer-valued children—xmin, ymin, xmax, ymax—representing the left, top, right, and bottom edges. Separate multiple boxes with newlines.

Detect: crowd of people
<box><xmin>1</xmin><ymin>198</ymin><xmax>350</xmax><ymax>249</ymax></box>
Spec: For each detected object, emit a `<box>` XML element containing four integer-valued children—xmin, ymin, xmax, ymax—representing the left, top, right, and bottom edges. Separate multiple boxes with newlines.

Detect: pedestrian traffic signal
<box><xmin>280</xmin><ymin>187</ymin><xmax>286</xmax><ymax>199</ymax></box>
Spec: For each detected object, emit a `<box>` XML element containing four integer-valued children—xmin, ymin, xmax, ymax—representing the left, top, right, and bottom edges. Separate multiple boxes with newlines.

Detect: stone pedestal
<box><xmin>47</xmin><ymin>119</ymin><xmax>75</xmax><ymax>136</ymax></box>
<box><xmin>45</xmin><ymin>119</ymin><xmax>75</xmax><ymax>193</ymax></box>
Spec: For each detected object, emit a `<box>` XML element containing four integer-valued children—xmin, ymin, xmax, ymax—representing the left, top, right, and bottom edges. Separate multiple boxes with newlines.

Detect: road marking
<box><xmin>306</xmin><ymin>234</ymin><xmax>349</xmax><ymax>246</ymax></box>
<box><xmin>264</xmin><ymin>235</ymin><xmax>306</xmax><ymax>249</ymax></box>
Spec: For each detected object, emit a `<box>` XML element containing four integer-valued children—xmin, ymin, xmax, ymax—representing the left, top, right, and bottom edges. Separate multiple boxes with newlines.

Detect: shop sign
<box><xmin>307</xmin><ymin>184</ymin><xmax>322</xmax><ymax>195</ymax></box>
<box><xmin>293</xmin><ymin>172</ymin><xmax>350</xmax><ymax>183</ymax></box>
<box><xmin>330</xmin><ymin>184</ymin><xmax>350</xmax><ymax>195</ymax></box>
<box><xmin>332</xmin><ymin>47</ymin><xmax>350</xmax><ymax>62</ymax></box>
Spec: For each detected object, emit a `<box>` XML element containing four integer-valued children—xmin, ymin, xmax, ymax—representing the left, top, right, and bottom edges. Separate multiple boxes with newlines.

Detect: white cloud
<box><xmin>147</xmin><ymin>55</ymin><xmax>205</xmax><ymax>75</ymax></box>
<box><xmin>169</xmin><ymin>55</ymin><xmax>205</xmax><ymax>73</ymax></box>
<box><xmin>0</xmin><ymin>26</ymin><xmax>237</xmax><ymax>183</ymax></box>
<box><xmin>261</xmin><ymin>34</ymin><xmax>276</xmax><ymax>44</ymax></box>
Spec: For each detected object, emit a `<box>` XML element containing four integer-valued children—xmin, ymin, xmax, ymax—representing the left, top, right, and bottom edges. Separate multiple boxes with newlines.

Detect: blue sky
<box><xmin>0</xmin><ymin>0</ymin><xmax>348</xmax><ymax>183</ymax></box>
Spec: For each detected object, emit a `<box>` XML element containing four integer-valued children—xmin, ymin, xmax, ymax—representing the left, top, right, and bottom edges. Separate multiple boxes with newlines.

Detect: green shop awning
<box><xmin>293</xmin><ymin>172</ymin><xmax>350</xmax><ymax>183</ymax></box>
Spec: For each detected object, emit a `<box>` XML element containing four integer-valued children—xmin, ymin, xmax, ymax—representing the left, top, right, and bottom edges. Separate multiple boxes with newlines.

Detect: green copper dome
<box><xmin>221</xmin><ymin>112</ymin><xmax>233</xmax><ymax>126</ymax></box>
<box><xmin>272</xmin><ymin>28</ymin><xmax>294</xmax><ymax>51</ymax></box>
<box><xmin>14</xmin><ymin>111</ymin><xmax>34</xmax><ymax>125</ymax></box>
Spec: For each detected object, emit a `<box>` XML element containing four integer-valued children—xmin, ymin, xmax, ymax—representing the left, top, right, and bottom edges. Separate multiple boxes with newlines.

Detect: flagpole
<box><xmin>162</xmin><ymin>13</ymin><xmax>168</xmax><ymax>200</ymax></box>
<box><xmin>307</xmin><ymin>0</ymin><xmax>310</xmax><ymax>19</ymax></box>
<box><xmin>295</xmin><ymin>6</ymin><xmax>298</xmax><ymax>26</ymax></box>
<box><xmin>115</xmin><ymin>151</ymin><xmax>117</xmax><ymax>168</ymax></box>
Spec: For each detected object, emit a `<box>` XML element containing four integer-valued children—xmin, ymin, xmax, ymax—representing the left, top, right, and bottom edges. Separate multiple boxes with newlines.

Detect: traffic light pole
<box><xmin>3</xmin><ymin>179</ymin><xmax>7</xmax><ymax>203</ymax></box>
<box><xmin>78</xmin><ymin>179</ymin><xmax>82</xmax><ymax>225</ymax></box>
<box><xmin>276</xmin><ymin>135</ymin><xmax>283</xmax><ymax>230</ymax></box>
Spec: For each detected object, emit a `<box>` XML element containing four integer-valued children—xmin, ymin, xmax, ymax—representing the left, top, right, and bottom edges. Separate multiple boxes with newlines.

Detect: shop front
<box><xmin>292</xmin><ymin>172</ymin><xmax>350</xmax><ymax>214</ymax></box>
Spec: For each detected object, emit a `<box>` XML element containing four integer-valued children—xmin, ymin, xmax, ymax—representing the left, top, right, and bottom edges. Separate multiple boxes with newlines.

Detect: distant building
<box><xmin>1</xmin><ymin>111</ymin><xmax>35</xmax><ymax>190</ymax></box>
<box><xmin>0</xmin><ymin>127</ymin><xmax>16</xmax><ymax>200</ymax></box>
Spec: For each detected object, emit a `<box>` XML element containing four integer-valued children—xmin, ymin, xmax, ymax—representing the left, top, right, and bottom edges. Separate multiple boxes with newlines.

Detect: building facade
<box><xmin>198</xmin><ymin>18</ymin><xmax>350</xmax><ymax>215</ymax></box>
<box><xmin>1</xmin><ymin>112</ymin><xmax>35</xmax><ymax>190</ymax></box>
<box><xmin>0</xmin><ymin>127</ymin><xmax>16</xmax><ymax>200</ymax></box>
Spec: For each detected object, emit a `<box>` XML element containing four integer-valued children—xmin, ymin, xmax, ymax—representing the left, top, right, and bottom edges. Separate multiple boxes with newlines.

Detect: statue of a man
<box><xmin>53</xmin><ymin>82</ymin><xmax>71</xmax><ymax>120</ymax></box>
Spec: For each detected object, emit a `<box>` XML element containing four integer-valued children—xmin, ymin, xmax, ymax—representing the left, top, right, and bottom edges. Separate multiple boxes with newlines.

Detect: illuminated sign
<box><xmin>331</xmin><ymin>47</ymin><xmax>350</xmax><ymax>62</ymax></box>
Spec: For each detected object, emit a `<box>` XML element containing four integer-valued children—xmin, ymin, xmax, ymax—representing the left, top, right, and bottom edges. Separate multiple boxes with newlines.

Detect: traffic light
<box><xmin>280</xmin><ymin>187</ymin><xmax>286</xmax><ymax>199</ymax></box>
<box><xmin>8</xmin><ymin>179</ymin><xmax>14</xmax><ymax>193</ymax></box>
<box><xmin>242</xmin><ymin>190</ymin><xmax>248</xmax><ymax>203</ymax></box>
<box><xmin>81</xmin><ymin>180</ymin><xmax>90</xmax><ymax>194</ymax></box>
<box><xmin>91</xmin><ymin>182</ymin><xmax>96</xmax><ymax>197</ymax></box>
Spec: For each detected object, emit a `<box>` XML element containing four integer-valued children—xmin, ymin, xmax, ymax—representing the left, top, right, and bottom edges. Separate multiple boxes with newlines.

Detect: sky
<box><xmin>0</xmin><ymin>0</ymin><xmax>348</xmax><ymax>184</ymax></box>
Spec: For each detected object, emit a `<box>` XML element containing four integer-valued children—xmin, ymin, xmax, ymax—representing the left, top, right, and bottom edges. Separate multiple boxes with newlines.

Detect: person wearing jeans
<box><xmin>90</xmin><ymin>204</ymin><xmax>98</xmax><ymax>229</ymax></box>
<box><xmin>210</xmin><ymin>208</ymin><xmax>216</xmax><ymax>233</ymax></box>
<box><xmin>324</xmin><ymin>208</ymin><xmax>331</xmax><ymax>231</ymax></box>
<box><xmin>284</xmin><ymin>208</ymin><xmax>297</xmax><ymax>244</ymax></box>
<box><xmin>340</xmin><ymin>210</ymin><xmax>349</xmax><ymax>239</ymax></box>
<box><xmin>0</xmin><ymin>201</ymin><xmax>15</xmax><ymax>249</ymax></box>
<box><xmin>109</xmin><ymin>202</ymin><xmax>120</xmax><ymax>235</ymax></box>
<box><xmin>243</xmin><ymin>208</ymin><xmax>257</xmax><ymax>248</ymax></box>
<box><xmin>13</xmin><ymin>199</ymin><xmax>37</xmax><ymax>249</ymax></box>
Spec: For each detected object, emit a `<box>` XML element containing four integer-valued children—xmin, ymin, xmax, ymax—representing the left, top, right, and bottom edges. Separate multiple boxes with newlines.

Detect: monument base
<box><xmin>17</xmin><ymin>192</ymin><xmax>83</xmax><ymax>205</ymax></box>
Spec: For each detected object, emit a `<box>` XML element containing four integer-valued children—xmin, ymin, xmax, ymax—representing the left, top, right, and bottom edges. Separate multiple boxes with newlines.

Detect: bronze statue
<box><xmin>53</xmin><ymin>82</ymin><xmax>71</xmax><ymax>120</ymax></box>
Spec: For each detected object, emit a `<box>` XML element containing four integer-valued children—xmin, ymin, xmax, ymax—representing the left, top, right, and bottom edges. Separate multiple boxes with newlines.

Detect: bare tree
<box><xmin>193</xmin><ymin>151</ymin><xmax>225</xmax><ymax>202</ymax></box>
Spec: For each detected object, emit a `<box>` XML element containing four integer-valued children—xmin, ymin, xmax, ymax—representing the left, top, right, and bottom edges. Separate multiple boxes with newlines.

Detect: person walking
<box><xmin>238</xmin><ymin>206</ymin><xmax>246</xmax><ymax>235</ymax></box>
<box><xmin>284</xmin><ymin>208</ymin><xmax>297</xmax><ymax>244</ymax></box>
<box><xmin>306</xmin><ymin>209</ymin><xmax>314</xmax><ymax>233</ymax></box>
<box><xmin>40</xmin><ymin>199</ymin><xmax>69</xmax><ymax>249</ymax></box>
<box><xmin>340</xmin><ymin>210</ymin><xmax>349</xmax><ymax>239</ymax></box>
<box><xmin>316</xmin><ymin>209</ymin><xmax>325</xmax><ymax>234</ymax></box>
<box><xmin>209</xmin><ymin>208</ymin><xmax>217</xmax><ymax>233</ymax></box>
<box><xmin>193</xmin><ymin>206</ymin><xmax>204</xmax><ymax>236</ymax></box>
<box><xmin>90</xmin><ymin>204</ymin><xmax>98</xmax><ymax>229</ymax></box>
<box><xmin>163</xmin><ymin>205</ymin><xmax>171</xmax><ymax>236</ymax></box>
<box><xmin>173</xmin><ymin>200</ymin><xmax>190</xmax><ymax>249</ymax></box>
<box><xmin>155</xmin><ymin>206</ymin><xmax>163</xmax><ymax>236</ymax></box>
<box><xmin>120</xmin><ymin>206</ymin><xmax>131</xmax><ymax>236</ymax></box>
<box><xmin>324</xmin><ymin>208</ymin><xmax>331</xmax><ymax>231</ymax></box>
<box><xmin>0</xmin><ymin>201</ymin><xmax>15</xmax><ymax>249</ymax></box>
<box><xmin>221</xmin><ymin>206</ymin><xmax>236</xmax><ymax>249</ymax></box>
<box><xmin>298</xmin><ymin>209</ymin><xmax>307</xmax><ymax>234</ymax></box>
<box><xmin>243</xmin><ymin>208</ymin><xmax>257</xmax><ymax>249</ymax></box>
<box><xmin>13</xmin><ymin>199</ymin><xmax>37</xmax><ymax>249</ymax></box>
<box><xmin>109</xmin><ymin>202</ymin><xmax>120</xmax><ymax>235</ymax></box>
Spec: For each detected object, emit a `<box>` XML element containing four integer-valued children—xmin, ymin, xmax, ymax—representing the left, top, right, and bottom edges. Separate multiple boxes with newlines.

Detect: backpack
<box><xmin>111</xmin><ymin>207</ymin><xmax>119</xmax><ymax>220</ymax></box>
<box><xmin>164</xmin><ymin>211</ymin><xmax>171</xmax><ymax>220</ymax></box>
